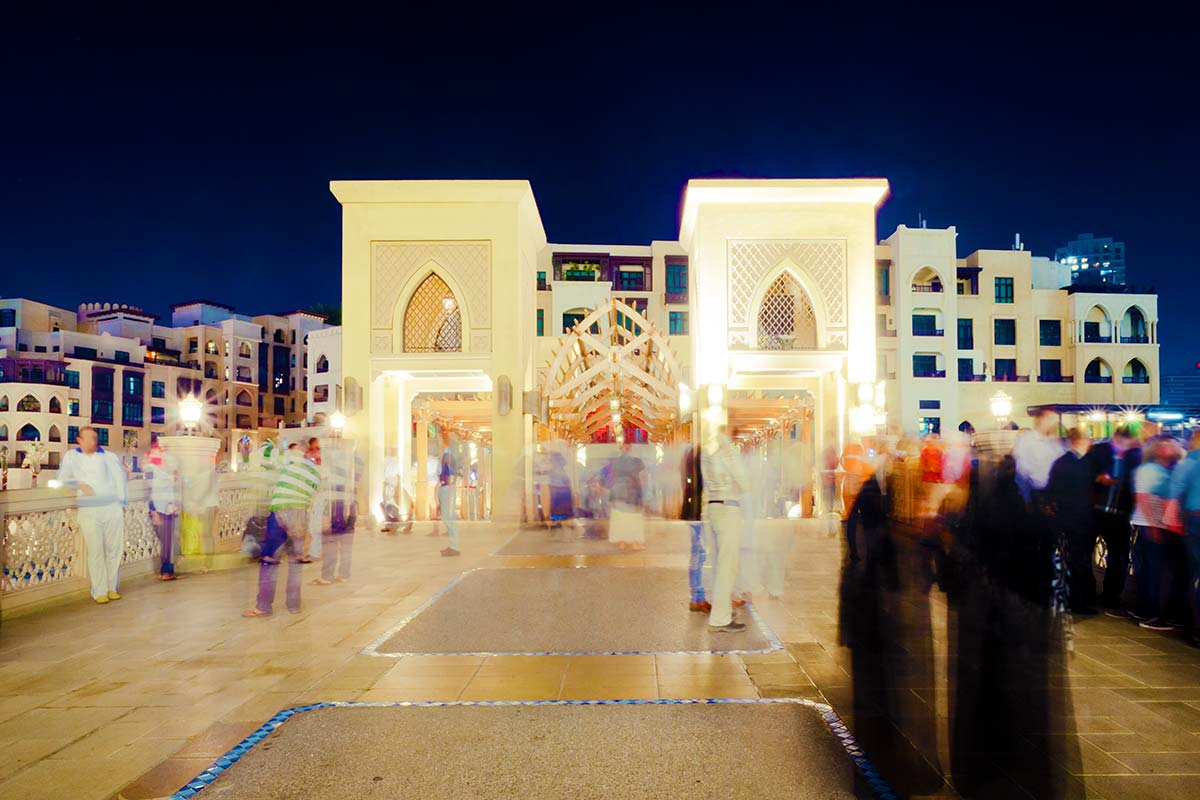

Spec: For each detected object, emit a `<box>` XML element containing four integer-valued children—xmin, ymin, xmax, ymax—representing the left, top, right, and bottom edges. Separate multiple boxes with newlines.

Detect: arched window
<box><xmin>911</xmin><ymin>267</ymin><xmax>944</xmax><ymax>293</ymax></box>
<box><xmin>16</xmin><ymin>394</ymin><xmax>40</xmax><ymax>413</ymax></box>
<box><xmin>1084</xmin><ymin>306</ymin><xmax>1111</xmax><ymax>343</ymax></box>
<box><xmin>403</xmin><ymin>273</ymin><xmax>462</xmax><ymax>353</ymax></box>
<box><xmin>1121</xmin><ymin>306</ymin><xmax>1148</xmax><ymax>343</ymax></box>
<box><xmin>757</xmin><ymin>272</ymin><xmax>817</xmax><ymax>350</ymax></box>
<box><xmin>1123</xmin><ymin>358</ymin><xmax>1149</xmax><ymax>385</ymax></box>
<box><xmin>316</xmin><ymin>355</ymin><xmax>330</xmax><ymax>374</ymax></box>
<box><xmin>17</xmin><ymin>423</ymin><xmax>40</xmax><ymax>442</ymax></box>
<box><xmin>0</xmin><ymin>423</ymin><xmax>7</xmax><ymax>441</ymax></box>
<box><xmin>959</xmin><ymin>421</ymin><xmax>975</xmax><ymax>434</ymax></box>
<box><xmin>236</xmin><ymin>390</ymin><xmax>252</xmax><ymax>406</ymax></box>
<box><xmin>48</xmin><ymin>425</ymin><xmax>62</xmax><ymax>442</ymax></box>
<box><xmin>48</xmin><ymin>396</ymin><xmax>62</xmax><ymax>414</ymax></box>
<box><xmin>273</xmin><ymin>329</ymin><xmax>286</xmax><ymax>344</ymax></box>
<box><xmin>1084</xmin><ymin>358</ymin><xmax>1113</xmax><ymax>384</ymax></box>
<box><xmin>0</xmin><ymin>395</ymin><xmax>7</xmax><ymax>412</ymax></box>
<box><xmin>239</xmin><ymin>342</ymin><xmax>253</xmax><ymax>358</ymax></box>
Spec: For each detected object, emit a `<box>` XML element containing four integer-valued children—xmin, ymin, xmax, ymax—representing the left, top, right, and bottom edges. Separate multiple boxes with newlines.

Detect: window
<box><xmin>114</xmin><ymin>350</ymin><xmax>130</xmax><ymax>364</ymax></box>
<box><xmin>1084</xmin><ymin>321</ymin><xmax>1103</xmax><ymax>343</ymax></box>
<box><xmin>188</xmin><ymin>337</ymin><xmax>199</xmax><ymax>353</ymax></box>
<box><xmin>239</xmin><ymin>342</ymin><xmax>252</xmax><ymax>358</ymax></box>
<box><xmin>958</xmin><ymin>358</ymin><xmax>975</xmax><ymax>381</ymax></box>
<box><xmin>66</xmin><ymin>370</ymin><xmax>80</xmax><ymax>388</ymax></box>
<box><xmin>17</xmin><ymin>395</ymin><xmax>41</xmax><ymax>412</ymax></box>
<box><xmin>957</xmin><ymin>318</ymin><xmax>974</xmax><ymax>349</ymax></box>
<box><xmin>151</xmin><ymin>406</ymin><xmax>165</xmax><ymax>425</ymax></box>
<box><xmin>237</xmin><ymin>366</ymin><xmax>252</xmax><ymax>382</ymax></box>
<box><xmin>316</xmin><ymin>355</ymin><xmax>330</xmax><ymax>374</ymax></box>
<box><xmin>96</xmin><ymin>428</ymin><xmax>109</xmax><ymax>446</ymax></box>
<box><xmin>1040</xmin><ymin>359</ymin><xmax>1062</xmax><ymax>381</ymax></box>
<box><xmin>536</xmin><ymin>271</ymin><xmax>548</xmax><ymax>291</ymax></box>
<box><xmin>562</xmin><ymin>312</ymin><xmax>586</xmax><ymax>333</ymax></box>
<box><xmin>994</xmin><ymin>277</ymin><xmax>1014</xmax><ymax>304</ymax></box>
<box><xmin>0</xmin><ymin>309</ymin><xmax>14</xmax><ymax>327</ymax></box>
<box><xmin>536</xmin><ymin>309</ymin><xmax>544</xmax><ymax>337</ymax></box>
<box><xmin>67</xmin><ymin>425</ymin><xmax>78</xmax><ymax>444</ymax></box>
<box><xmin>918</xmin><ymin>417</ymin><xmax>941</xmax><ymax>436</ymax></box>
<box><xmin>667</xmin><ymin>262</ymin><xmax>688</xmax><ymax>295</ymax></box>
<box><xmin>1039</xmin><ymin>320</ymin><xmax>1062</xmax><ymax>347</ymax></box>
<box><xmin>92</xmin><ymin>399</ymin><xmax>114</xmax><ymax>423</ymax></box>
<box><xmin>1123</xmin><ymin>359</ymin><xmax>1149</xmax><ymax>384</ymax></box>
<box><xmin>94</xmin><ymin>371</ymin><xmax>113</xmax><ymax>392</ymax></box>
<box><xmin>669</xmin><ymin>311</ymin><xmax>689</xmax><ymax>335</ymax></box>
<box><xmin>34</xmin><ymin>345</ymin><xmax>46</xmax><ymax>353</ymax></box>
<box><xmin>152</xmin><ymin>337</ymin><xmax>167</xmax><ymax>351</ymax></box>
<box><xmin>124</xmin><ymin>373</ymin><xmax>143</xmax><ymax>397</ymax></box>
<box><xmin>919</xmin><ymin>400</ymin><xmax>941</xmax><ymax>410</ymax></box>
<box><xmin>912</xmin><ymin>314</ymin><xmax>939</xmax><ymax>336</ymax></box>
<box><xmin>994</xmin><ymin>319</ymin><xmax>1016</xmax><ymax>346</ymax></box>
<box><xmin>562</xmin><ymin>261</ymin><xmax>600</xmax><ymax>281</ymax></box>
<box><xmin>68</xmin><ymin>399</ymin><xmax>79</xmax><ymax>416</ymax></box>
<box><xmin>913</xmin><ymin>354</ymin><xmax>941</xmax><ymax>377</ymax></box>
<box><xmin>123</xmin><ymin>401</ymin><xmax>144</xmax><ymax>426</ymax></box>
<box><xmin>151</xmin><ymin>381</ymin><xmax>165</xmax><ymax>398</ymax></box>
<box><xmin>273</xmin><ymin>397</ymin><xmax>285</xmax><ymax>415</ymax></box>
<box><xmin>314</xmin><ymin>384</ymin><xmax>330</xmax><ymax>403</ymax></box>
<box><xmin>617</xmin><ymin>267</ymin><xmax>645</xmax><ymax>291</ymax></box>
<box><xmin>877</xmin><ymin>267</ymin><xmax>890</xmax><ymax>299</ymax></box>
<box><xmin>72</xmin><ymin>346</ymin><xmax>97</xmax><ymax>360</ymax></box>
<box><xmin>205</xmin><ymin>341</ymin><xmax>218</xmax><ymax>355</ymax></box>
<box><xmin>994</xmin><ymin>358</ymin><xmax>1018</xmax><ymax>381</ymax></box>
<box><xmin>49</xmin><ymin>397</ymin><xmax>62</xmax><ymax>414</ymax></box>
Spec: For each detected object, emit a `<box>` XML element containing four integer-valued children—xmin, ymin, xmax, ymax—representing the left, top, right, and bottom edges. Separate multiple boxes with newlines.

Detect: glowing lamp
<box><xmin>989</xmin><ymin>390</ymin><xmax>1013</xmax><ymax>424</ymax></box>
<box><xmin>856</xmin><ymin>382</ymin><xmax>873</xmax><ymax>405</ymax></box>
<box><xmin>330</xmin><ymin>411</ymin><xmax>346</xmax><ymax>433</ymax></box>
<box><xmin>706</xmin><ymin>383</ymin><xmax>724</xmax><ymax>406</ymax></box>
<box><xmin>179</xmin><ymin>395</ymin><xmax>203</xmax><ymax>434</ymax></box>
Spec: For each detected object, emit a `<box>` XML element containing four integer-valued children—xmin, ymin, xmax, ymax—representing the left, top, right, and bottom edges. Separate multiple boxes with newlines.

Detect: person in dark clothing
<box><xmin>681</xmin><ymin>445</ymin><xmax>709</xmax><ymax>612</ymax></box>
<box><xmin>1087</xmin><ymin>425</ymin><xmax>1141</xmax><ymax>613</ymax></box>
<box><xmin>1046</xmin><ymin>427</ymin><xmax>1098</xmax><ymax>613</ymax></box>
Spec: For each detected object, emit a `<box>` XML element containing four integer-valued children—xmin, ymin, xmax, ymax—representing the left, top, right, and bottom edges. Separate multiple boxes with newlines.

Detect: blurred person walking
<box><xmin>702</xmin><ymin>426</ymin><xmax>749</xmax><ymax>632</ymax></box>
<box><xmin>1132</xmin><ymin>437</ymin><xmax>1184</xmax><ymax>631</ymax></box>
<box><xmin>438</xmin><ymin>435</ymin><xmax>462</xmax><ymax>557</ymax></box>
<box><xmin>59</xmin><ymin>427</ymin><xmax>127</xmax><ymax>604</ymax></box>
<box><xmin>1013</xmin><ymin>409</ymin><xmax>1065</xmax><ymax>604</ymax></box>
<box><xmin>243</xmin><ymin>443</ymin><xmax>321</xmax><ymax>617</ymax></box>
<box><xmin>682</xmin><ymin>444</ymin><xmax>710</xmax><ymax>613</ymax></box>
<box><xmin>146</xmin><ymin>443</ymin><xmax>182</xmax><ymax>581</ymax></box>
<box><xmin>1046</xmin><ymin>428</ymin><xmax>1097</xmax><ymax>614</ymax></box>
<box><xmin>1089</xmin><ymin>425</ymin><xmax>1141</xmax><ymax>614</ymax></box>
<box><xmin>1168</xmin><ymin>429</ymin><xmax>1200</xmax><ymax>646</ymax></box>
<box><xmin>302</xmin><ymin>437</ymin><xmax>323</xmax><ymax>561</ymax></box>
<box><xmin>608</xmin><ymin>445</ymin><xmax>647</xmax><ymax>551</ymax></box>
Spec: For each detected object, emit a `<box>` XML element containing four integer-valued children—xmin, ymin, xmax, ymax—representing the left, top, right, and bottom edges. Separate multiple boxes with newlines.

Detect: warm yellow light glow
<box><xmin>576</xmin><ymin>445</ymin><xmax>587</xmax><ymax>468</ymax></box>
<box><xmin>874</xmin><ymin>381</ymin><xmax>886</xmax><ymax>409</ymax></box>
<box><xmin>179</xmin><ymin>395</ymin><xmax>203</xmax><ymax>427</ymax></box>
<box><xmin>989</xmin><ymin>390</ymin><xmax>1013</xmax><ymax>421</ymax></box>
<box><xmin>706</xmin><ymin>383</ymin><xmax>724</xmax><ymax>406</ymax></box>
<box><xmin>678</xmin><ymin>383</ymin><xmax>692</xmax><ymax>416</ymax></box>
<box><xmin>849</xmin><ymin>404</ymin><xmax>875</xmax><ymax>435</ymax></box>
<box><xmin>856</xmin><ymin>382</ymin><xmax>873</xmax><ymax>405</ymax></box>
<box><xmin>330</xmin><ymin>411</ymin><xmax>346</xmax><ymax>431</ymax></box>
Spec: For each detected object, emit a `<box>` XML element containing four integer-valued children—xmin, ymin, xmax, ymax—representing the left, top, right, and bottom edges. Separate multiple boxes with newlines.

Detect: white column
<box><xmin>368</xmin><ymin>375</ymin><xmax>384</xmax><ymax>521</ymax></box>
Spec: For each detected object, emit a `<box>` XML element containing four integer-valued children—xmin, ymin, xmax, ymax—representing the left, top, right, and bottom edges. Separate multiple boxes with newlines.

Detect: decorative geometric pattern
<box><xmin>728</xmin><ymin>240</ymin><xmax>846</xmax><ymax>328</ymax></box>
<box><xmin>1</xmin><ymin>507</ymin><xmax>79</xmax><ymax>592</ymax></box>
<box><xmin>167</xmin><ymin>699</ymin><xmax>897</xmax><ymax>800</ymax></box>
<box><xmin>403</xmin><ymin>274</ymin><xmax>463</xmax><ymax>353</ymax></box>
<box><xmin>215</xmin><ymin>486</ymin><xmax>259</xmax><ymax>542</ymax></box>
<box><xmin>470</xmin><ymin>332</ymin><xmax>491</xmax><ymax>354</ymax></box>
<box><xmin>371</xmin><ymin>333</ymin><xmax>392</xmax><ymax>354</ymax></box>
<box><xmin>372</xmin><ymin>242</ymin><xmax>491</xmax><ymax>330</ymax></box>
<box><xmin>757</xmin><ymin>273</ymin><xmax>818</xmax><ymax>350</ymax></box>
<box><xmin>121</xmin><ymin>500</ymin><xmax>159</xmax><ymax>564</ymax></box>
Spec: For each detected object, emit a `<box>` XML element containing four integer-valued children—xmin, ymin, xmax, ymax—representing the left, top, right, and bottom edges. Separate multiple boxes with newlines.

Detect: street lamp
<box><xmin>330</xmin><ymin>411</ymin><xmax>346</xmax><ymax>438</ymax></box>
<box><xmin>179</xmin><ymin>394</ymin><xmax>203</xmax><ymax>436</ymax></box>
<box><xmin>989</xmin><ymin>390</ymin><xmax>1013</xmax><ymax>428</ymax></box>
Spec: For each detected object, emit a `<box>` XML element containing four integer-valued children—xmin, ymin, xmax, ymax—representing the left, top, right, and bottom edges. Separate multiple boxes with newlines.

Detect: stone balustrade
<box><xmin>0</xmin><ymin>472</ymin><xmax>261</xmax><ymax>616</ymax></box>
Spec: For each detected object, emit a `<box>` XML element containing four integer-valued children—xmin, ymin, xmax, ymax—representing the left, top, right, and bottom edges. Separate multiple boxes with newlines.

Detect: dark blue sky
<box><xmin>3</xmin><ymin>13</ymin><xmax>1196</xmax><ymax>370</ymax></box>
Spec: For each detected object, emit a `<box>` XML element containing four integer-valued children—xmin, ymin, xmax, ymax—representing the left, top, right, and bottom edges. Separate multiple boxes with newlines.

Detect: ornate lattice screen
<box><xmin>404</xmin><ymin>274</ymin><xmax>462</xmax><ymax>353</ymax></box>
<box><xmin>757</xmin><ymin>274</ymin><xmax>817</xmax><ymax>350</ymax></box>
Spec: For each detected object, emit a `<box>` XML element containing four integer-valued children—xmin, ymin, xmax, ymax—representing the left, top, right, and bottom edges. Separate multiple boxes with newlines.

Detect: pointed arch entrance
<box><xmin>403</xmin><ymin>273</ymin><xmax>463</xmax><ymax>353</ymax></box>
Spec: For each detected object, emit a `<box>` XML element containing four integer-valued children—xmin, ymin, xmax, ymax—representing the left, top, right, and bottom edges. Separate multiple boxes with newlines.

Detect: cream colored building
<box><xmin>875</xmin><ymin>225</ymin><xmax>1159</xmax><ymax>436</ymax></box>
<box><xmin>332</xmin><ymin>178</ymin><xmax>889</xmax><ymax>521</ymax></box>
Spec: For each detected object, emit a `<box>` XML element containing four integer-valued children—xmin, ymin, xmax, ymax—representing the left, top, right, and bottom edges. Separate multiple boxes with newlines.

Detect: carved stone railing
<box><xmin>1</xmin><ymin>472</ymin><xmax>259</xmax><ymax>616</ymax></box>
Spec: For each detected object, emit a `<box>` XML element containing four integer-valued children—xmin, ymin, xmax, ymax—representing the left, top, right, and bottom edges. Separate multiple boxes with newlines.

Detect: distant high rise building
<box><xmin>1056</xmin><ymin>232</ymin><xmax>1126</xmax><ymax>286</ymax></box>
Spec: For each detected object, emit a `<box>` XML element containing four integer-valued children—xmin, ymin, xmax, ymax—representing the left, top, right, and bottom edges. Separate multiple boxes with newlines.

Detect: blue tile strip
<box><xmin>360</xmin><ymin>566</ymin><xmax>784</xmax><ymax>658</ymax></box>
<box><xmin>169</xmin><ymin>698</ymin><xmax>896</xmax><ymax>800</ymax></box>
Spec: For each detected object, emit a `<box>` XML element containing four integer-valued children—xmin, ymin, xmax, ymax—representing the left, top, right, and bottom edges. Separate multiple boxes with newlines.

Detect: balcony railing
<box><xmin>536</xmin><ymin>280</ymin><xmax>550</xmax><ymax>292</ymax></box>
<box><xmin>913</xmin><ymin>329</ymin><xmax>944</xmax><ymax>337</ymax></box>
<box><xmin>1122</xmin><ymin>376</ymin><xmax>1150</xmax><ymax>384</ymax></box>
<box><xmin>911</xmin><ymin>284</ymin><xmax>944</xmax><ymax>293</ymax></box>
<box><xmin>1083</xmin><ymin>333</ymin><xmax>1109</xmax><ymax>343</ymax></box>
<box><xmin>1120</xmin><ymin>336</ymin><xmax>1150</xmax><ymax>344</ymax></box>
<box><xmin>1038</xmin><ymin>375</ymin><xmax>1075</xmax><ymax>383</ymax></box>
<box><xmin>1085</xmin><ymin>375</ymin><xmax>1114</xmax><ymax>384</ymax></box>
<box><xmin>913</xmin><ymin>369</ymin><xmax>946</xmax><ymax>378</ymax></box>
<box><xmin>958</xmin><ymin>374</ymin><xmax>988</xmax><ymax>382</ymax></box>
<box><xmin>664</xmin><ymin>291</ymin><xmax>688</xmax><ymax>305</ymax></box>
<box><xmin>993</xmin><ymin>374</ymin><xmax>1031</xmax><ymax>382</ymax></box>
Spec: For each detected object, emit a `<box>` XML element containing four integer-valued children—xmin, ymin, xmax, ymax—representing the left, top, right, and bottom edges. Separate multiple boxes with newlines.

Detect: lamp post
<box><xmin>179</xmin><ymin>394</ymin><xmax>203</xmax><ymax>436</ymax></box>
<box><xmin>330</xmin><ymin>411</ymin><xmax>346</xmax><ymax>439</ymax></box>
<box><xmin>990</xmin><ymin>389</ymin><xmax>1013</xmax><ymax>429</ymax></box>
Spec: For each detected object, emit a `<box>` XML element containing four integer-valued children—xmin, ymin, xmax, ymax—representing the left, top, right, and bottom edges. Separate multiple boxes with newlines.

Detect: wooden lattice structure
<box><xmin>542</xmin><ymin>298</ymin><xmax>681</xmax><ymax>442</ymax></box>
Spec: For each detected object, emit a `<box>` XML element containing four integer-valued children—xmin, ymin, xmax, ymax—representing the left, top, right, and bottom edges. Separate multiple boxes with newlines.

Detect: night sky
<box><xmin>3</xmin><ymin>13</ymin><xmax>1197</xmax><ymax>371</ymax></box>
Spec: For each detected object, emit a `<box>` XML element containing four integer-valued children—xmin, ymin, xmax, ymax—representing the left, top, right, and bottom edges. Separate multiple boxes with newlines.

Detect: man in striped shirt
<box><xmin>244</xmin><ymin>443</ymin><xmax>323</xmax><ymax>617</ymax></box>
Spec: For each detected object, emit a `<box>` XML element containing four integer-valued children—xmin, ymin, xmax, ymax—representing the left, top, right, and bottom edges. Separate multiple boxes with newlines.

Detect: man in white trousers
<box><xmin>59</xmin><ymin>427</ymin><xmax>127</xmax><ymax>604</ymax></box>
<box><xmin>701</xmin><ymin>425</ymin><xmax>750</xmax><ymax>632</ymax></box>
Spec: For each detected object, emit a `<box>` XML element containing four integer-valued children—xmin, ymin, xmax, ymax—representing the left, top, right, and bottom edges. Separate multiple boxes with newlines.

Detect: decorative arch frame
<box><xmin>391</xmin><ymin>260</ymin><xmax>473</xmax><ymax>354</ymax></box>
<box><xmin>746</xmin><ymin>261</ymin><xmax>829</xmax><ymax>351</ymax></box>
<box><xmin>16</xmin><ymin>423</ymin><xmax>41</xmax><ymax>442</ymax></box>
<box><xmin>48</xmin><ymin>425</ymin><xmax>62</xmax><ymax>442</ymax></box>
<box><xmin>1120</xmin><ymin>305</ymin><xmax>1149</xmax><ymax>339</ymax></box>
<box><xmin>0</xmin><ymin>394</ymin><xmax>7</xmax><ymax>412</ymax></box>
<box><xmin>1085</xmin><ymin>356</ymin><xmax>1113</xmax><ymax>381</ymax></box>
<box><xmin>1123</xmin><ymin>357</ymin><xmax>1150</xmax><ymax>383</ymax></box>
<box><xmin>909</xmin><ymin>265</ymin><xmax>944</xmax><ymax>291</ymax></box>
<box><xmin>315</xmin><ymin>355</ymin><xmax>330</xmax><ymax>374</ymax></box>
<box><xmin>16</xmin><ymin>394</ymin><xmax>41</xmax><ymax>413</ymax></box>
<box><xmin>49</xmin><ymin>396</ymin><xmax>63</xmax><ymax>414</ymax></box>
<box><xmin>0</xmin><ymin>423</ymin><xmax>7</xmax><ymax>441</ymax></box>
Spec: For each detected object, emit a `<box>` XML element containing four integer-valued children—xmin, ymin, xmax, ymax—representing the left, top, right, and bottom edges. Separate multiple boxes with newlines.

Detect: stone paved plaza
<box><xmin>0</xmin><ymin>520</ymin><xmax>1198</xmax><ymax>799</ymax></box>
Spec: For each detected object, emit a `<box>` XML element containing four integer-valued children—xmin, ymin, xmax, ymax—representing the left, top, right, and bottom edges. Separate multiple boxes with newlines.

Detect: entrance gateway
<box><xmin>331</xmin><ymin>179</ymin><xmax>889</xmax><ymax>521</ymax></box>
